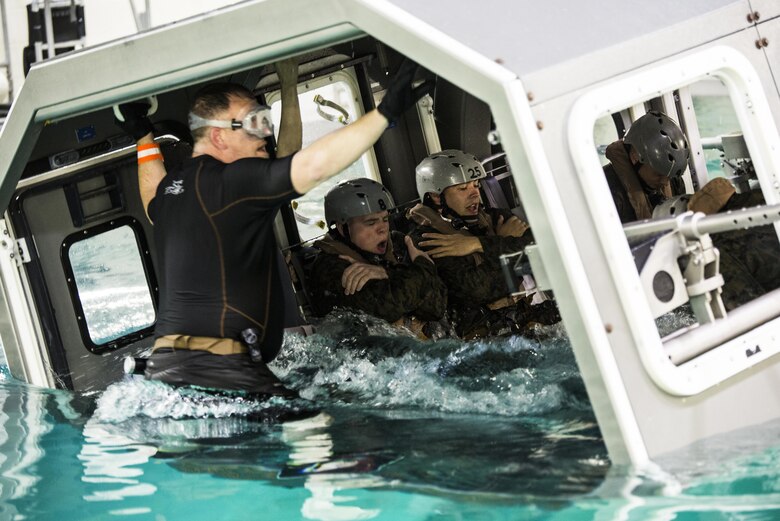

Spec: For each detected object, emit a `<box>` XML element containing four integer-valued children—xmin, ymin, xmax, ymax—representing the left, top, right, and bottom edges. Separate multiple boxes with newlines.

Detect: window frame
<box><xmin>61</xmin><ymin>216</ymin><xmax>158</xmax><ymax>353</ymax></box>
<box><xmin>265</xmin><ymin>67</ymin><xmax>381</xmax><ymax>244</ymax></box>
<box><xmin>568</xmin><ymin>45</ymin><xmax>780</xmax><ymax>396</ymax></box>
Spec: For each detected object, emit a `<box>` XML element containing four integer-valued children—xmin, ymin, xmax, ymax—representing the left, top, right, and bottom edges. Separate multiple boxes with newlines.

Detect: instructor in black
<box><xmin>117</xmin><ymin>59</ymin><xmax>431</xmax><ymax>396</ymax></box>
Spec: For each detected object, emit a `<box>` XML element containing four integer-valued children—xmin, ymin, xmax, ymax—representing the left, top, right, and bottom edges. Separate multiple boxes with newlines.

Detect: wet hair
<box><xmin>189</xmin><ymin>82</ymin><xmax>256</xmax><ymax>141</ymax></box>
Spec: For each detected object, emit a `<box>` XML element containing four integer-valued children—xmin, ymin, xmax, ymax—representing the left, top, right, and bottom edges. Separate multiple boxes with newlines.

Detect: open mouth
<box><xmin>376</xmin><ymin>240</ymin><xmax>387</xmax><ymax>253</ymax></box>
<box><xmin>466</xmin><ymin>203</ymin><xmax>479</xmax><ymax>214</ymax></box>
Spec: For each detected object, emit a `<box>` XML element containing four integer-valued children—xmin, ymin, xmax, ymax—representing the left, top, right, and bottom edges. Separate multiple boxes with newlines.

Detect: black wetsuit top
<box><xmin>148</xmin><ymin>154</ymin><xmax>299</xmax><ymax>356</ymax></box>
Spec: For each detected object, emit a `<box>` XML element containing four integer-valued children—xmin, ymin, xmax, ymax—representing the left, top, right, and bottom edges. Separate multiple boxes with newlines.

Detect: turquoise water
<box><xmin>1</xmin><ymin>312</ymin><xmax>779</xmax><ymax>520</ymax></box>
<box><xmin>692</xmin><ymin>93</ymin><xmax>742</xmax><ymax>181</ymax></box>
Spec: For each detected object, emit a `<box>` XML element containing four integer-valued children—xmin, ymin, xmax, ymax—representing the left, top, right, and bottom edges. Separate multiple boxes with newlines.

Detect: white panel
<box><xmin>749</xmin><ymin>0</ymin><xmax>780</xmax><ymax>20</ymax></box>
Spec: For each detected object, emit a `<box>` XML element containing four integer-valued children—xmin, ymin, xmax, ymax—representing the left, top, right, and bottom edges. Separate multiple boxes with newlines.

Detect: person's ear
<box><xmin>430</xmin><ymin>192</ymin><xmax>441</xmax><ymax>206</ymax></box>
<box><xmin>210</xmin><ymin>127</ymin><xmax>227</xmax><ymax>150</ymax></box>
<box><xmin>336</xmin><ymin>223</ymin><xmax>346</xmax><ymax>237</ymax></box>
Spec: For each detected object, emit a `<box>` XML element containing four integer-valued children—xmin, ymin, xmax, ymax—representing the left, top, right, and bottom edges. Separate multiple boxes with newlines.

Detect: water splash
<box><xmin>272</xmin><ymin>310</ymin><xmax>589</xmax><ymax>417</ymax></box>
<box><xmin>89</xmin><ymin>309</ymin><xmax>591</xmax><ymax>427</ymax></box>
<box><xmin>93</xmin><ymin>379</ymin><xmax>303</xmax><ymax>423</ymax></box>
<box><xmin>90</xmin><ymin>306</ymin><xmax>703</xmax><ymax>433</ymax></box>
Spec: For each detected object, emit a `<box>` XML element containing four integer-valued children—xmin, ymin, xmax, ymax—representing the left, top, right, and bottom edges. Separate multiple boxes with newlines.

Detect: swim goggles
<box><xmin>188</xmin><ymin>104</ymin><xmax>274</xmax><ymax>138</ymax></box>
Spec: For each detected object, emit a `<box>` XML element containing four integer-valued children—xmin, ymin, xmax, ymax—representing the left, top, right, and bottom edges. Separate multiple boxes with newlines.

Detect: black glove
<box><xmin>377</xmin><ymin>59</ymin><xmax>435</xmax><ymax>123</ymax></box>
<box><xmin>114</xmin><ymin>101</ymin><xmax>154</xmax><ymax>140</ymax></box>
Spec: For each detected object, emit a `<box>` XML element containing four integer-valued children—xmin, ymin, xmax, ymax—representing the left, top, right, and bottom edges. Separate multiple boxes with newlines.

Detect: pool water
<box><xmin>1</xmin><ymin>311</ymin><xmax>779</xmax><ymax>520</ymax></box>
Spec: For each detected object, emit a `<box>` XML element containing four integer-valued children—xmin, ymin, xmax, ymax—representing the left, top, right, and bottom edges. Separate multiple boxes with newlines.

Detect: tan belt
<box><xmin>486</xmin><ymin>294</ymin><xmax>523</xmax><ymax>311</ymax></box>
<box><xmin>153</xmin><ymin>334</ymin><xmax>247</xmax><ymax>355</ymax></box>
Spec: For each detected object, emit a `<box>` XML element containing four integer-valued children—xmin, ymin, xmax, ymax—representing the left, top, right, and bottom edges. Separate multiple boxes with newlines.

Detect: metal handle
<box><xmin>112</xmin><ymin>95</ymin><xmax>159</xmax><ymax>122</ymax></box>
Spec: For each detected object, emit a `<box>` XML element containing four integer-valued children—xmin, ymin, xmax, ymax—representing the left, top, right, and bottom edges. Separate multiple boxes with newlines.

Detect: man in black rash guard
<box><xmin>115</xmin><ymin>59</ymin><xmax>432</xmax><ymax>396</ymax></box>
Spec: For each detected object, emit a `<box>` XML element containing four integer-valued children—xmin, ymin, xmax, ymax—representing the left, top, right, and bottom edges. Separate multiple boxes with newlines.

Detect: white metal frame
<box><xmin>415</xmin><ymin>93</ymin><xmax>441</xmax><ymax>154</ymax></box>
<box><xmin>676</xmin><ymin>86</ymin><xmax>710</xmax><ymax>191</ymax></box>
<box><xmin>568</xmin><ymin>45</ymin><xmax>780</xmax><ymax>397</ymax></box>
<box><xmin>0</xmin><ymin>219</ymin><xmax>52</xmax><ymax>387</ymax></box>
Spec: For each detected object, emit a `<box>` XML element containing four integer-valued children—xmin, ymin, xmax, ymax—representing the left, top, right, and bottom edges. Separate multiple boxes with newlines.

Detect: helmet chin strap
<box><xmin>440</xmin><ymin>194</ymin><xmax>479</xmax><ymax>230</ymax></box>
<box><xmin>335</xmin><ymin>222</ymin><xmax>352</xmax><ymax>243</ymax></box>
<box><xmin>423</xmin><ymin>193</ymin><xmax>441</xmax><ymax>211</ymax></box>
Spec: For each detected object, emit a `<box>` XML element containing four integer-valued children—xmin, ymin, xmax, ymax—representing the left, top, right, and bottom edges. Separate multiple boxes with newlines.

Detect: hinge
<box><xmin>15</xmin><ymin>238</ymin><xmax>31</xmax><ymax>265</ymax></box>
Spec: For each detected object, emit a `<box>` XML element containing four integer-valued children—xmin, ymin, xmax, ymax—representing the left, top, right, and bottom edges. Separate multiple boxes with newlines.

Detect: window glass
<box><xmin>269</xmin><ymin>72</ymin><xmax>379</xmax><ymax>242</ymax></box>
<box><xmin>691</xmin><ymin>79</ymin><xmax>741</xmax><ymax>179</ymax></box>
<box><xmin>67</xmin><ymin>225</ymin><xmax>155</xmax><ymax>345</ymax></box>
<box><xmin>594</xmin><ymin>115</ymin><xmax>619</xmax><ymax>167</ymax></box>
<box><xmin>591</xmin><ymin>78</ymin><xmax>769</xmax><ymax>342</ymax></box>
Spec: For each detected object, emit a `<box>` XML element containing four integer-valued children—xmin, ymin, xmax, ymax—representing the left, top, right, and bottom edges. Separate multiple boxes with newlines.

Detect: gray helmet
<box><xmin>415</xmin><ymin>149</ymin><xmax>487</xmax><ymax>200</ymax></box>
<box><xmin>323</xmin><ymin>178</ymin><xmax>395</xmax><ymax>228</ymax></box>
<box><xmin>624</xmin><ymin>111</ymin><xmax>690</xmax><ymax>178</ymax></box>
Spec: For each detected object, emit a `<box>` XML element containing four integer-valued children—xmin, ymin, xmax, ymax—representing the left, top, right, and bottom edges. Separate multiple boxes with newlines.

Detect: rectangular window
<box><xmin>62</xmin><ymin>217</ymin><xmax>156</xmax><ymax>352</ymax></box>
<box><xmin>569</xmin><ymin>46</ymin><xmax>780</xmax><ymax>395</ymax></box>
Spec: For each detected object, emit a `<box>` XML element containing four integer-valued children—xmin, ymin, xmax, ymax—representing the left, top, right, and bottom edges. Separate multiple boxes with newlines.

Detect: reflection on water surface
<box><xmin>0</xmin><ymin>311</ymin><xmax>778</xmax><ymax>520</ymax></box>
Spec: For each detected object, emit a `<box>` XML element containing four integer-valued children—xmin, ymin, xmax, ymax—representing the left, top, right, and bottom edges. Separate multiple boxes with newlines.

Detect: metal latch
<box><xmin>15</xmin><ymin>238</ymin><xmax>31</xmax><ymax>264</ymax></box>
<box><xmin>313</xmin><ymin>94</ymin><xmax>351</xmax><ymax>125</ymax></box>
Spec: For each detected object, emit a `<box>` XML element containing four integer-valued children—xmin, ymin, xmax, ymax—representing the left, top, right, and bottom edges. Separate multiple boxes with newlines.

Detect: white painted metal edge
<box><xmin>568</xmin><ymin>45</ymin><xmax>780</xmax><ymax>396</ymax></box>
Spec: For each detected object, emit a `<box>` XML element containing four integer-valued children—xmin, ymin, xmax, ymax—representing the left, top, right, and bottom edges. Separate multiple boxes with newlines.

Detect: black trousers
<box><xmin>145</xmin><ymin>348</ymin><xmax>297</xmax><ymax>398</ymax></box>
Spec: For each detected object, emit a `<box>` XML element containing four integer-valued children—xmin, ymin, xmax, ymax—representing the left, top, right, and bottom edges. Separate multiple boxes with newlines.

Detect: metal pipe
<box><xmin>684</xmin><ymin>204</ymin><xmax>780</xmax><ymax>238</ymax></box>
<box><xmin>700</xmin><ymin>136</ymin><xmax>723</xmax><ymax>150</ymax></box>
<box><xmin>623</xmin><ymin>214</ymin><xmax>680</xmax><ymax>240</ymax></box>
<box><xmin>43</xmin><ymin>0</ymin><xmax>56</xmax><ymax>62</ymax></box>
<box><xmin>664</xmin><ymin>287</ymin><xmax>780</xmax><ymax>365</ymax></box>
<box><xmin>623</xmin><ymin>203</ymin><xmax>780</xmax><ymax>240</ymax></box>
<box><xmin>128</xmin><ymin>0</ymin><xmax>141</xmax><ymax>32</ymax></box>
<box><xmin>15</xmin><ymin>134</ymin><xmax>180</xmax><ymax>190</ymax></box>
<box><xmin>128</xmin><ymin>0</ymin><xmax>152</xmax><ymax>32</ymax></box>
<box><xmin>0</xmin><ymin>0</ymin><xmax>13</xmax><ymax>102</ymax></box>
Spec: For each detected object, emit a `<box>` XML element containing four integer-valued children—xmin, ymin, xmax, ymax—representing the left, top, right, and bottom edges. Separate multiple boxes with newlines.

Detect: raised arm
<box><xmin>290</xmin><ymin>110</ymin><xmax>388</xmax><ymax>194</ymax></box>
<box><xmin>290</xmin><ymin>59</ymin><xmax>433</xmax><ymax>194</ymax></box>
<box><xmin>135</xmin><ymin>134</ymin><xmax>167</xmax><ymax>221</ymax></box>
<box><xmin>115</xmin><ymin>102</ymin><xmax>165</xmax><ymax>222</ymax></box>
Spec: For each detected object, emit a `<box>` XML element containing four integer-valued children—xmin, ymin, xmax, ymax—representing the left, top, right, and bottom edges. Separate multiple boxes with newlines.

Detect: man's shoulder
<box><xmin>410</xmin><ymin>221</ymin><xmax>438</xmax><ymax>232</ymax></box>
<box><xmin>407</xmin><ymin>223</ymin><xmax>437</xmax><ymax>245</ymax></box>
<box><xmin>228</xmin><ymin>155</ymin><xmax>291</xmax><ymax>173</ymax></box>
<box><xmin>159</xmin><ymin>155</ymin><xmax>218</xmax><ymax>183</ymax></box>
<box><xmin>310</xmin><ymin>246</ymin><xmax>355</xmax><ymax>279</ymax></box>
<box><xmin>156</xmin><ymin>159</ymin><xmax>200</xmax><ymax>195</ymax></box>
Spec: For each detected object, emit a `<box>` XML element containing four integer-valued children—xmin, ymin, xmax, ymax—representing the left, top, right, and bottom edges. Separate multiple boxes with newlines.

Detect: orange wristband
<box><xmin>137</xmin><ymin>144</ymin><xmax>163</xmax><ymax>164</ymax></box>
<box><xmin>138</xmin><ymin>154</ymin><xmax>163</xmax><ymax>164</ymax></box>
